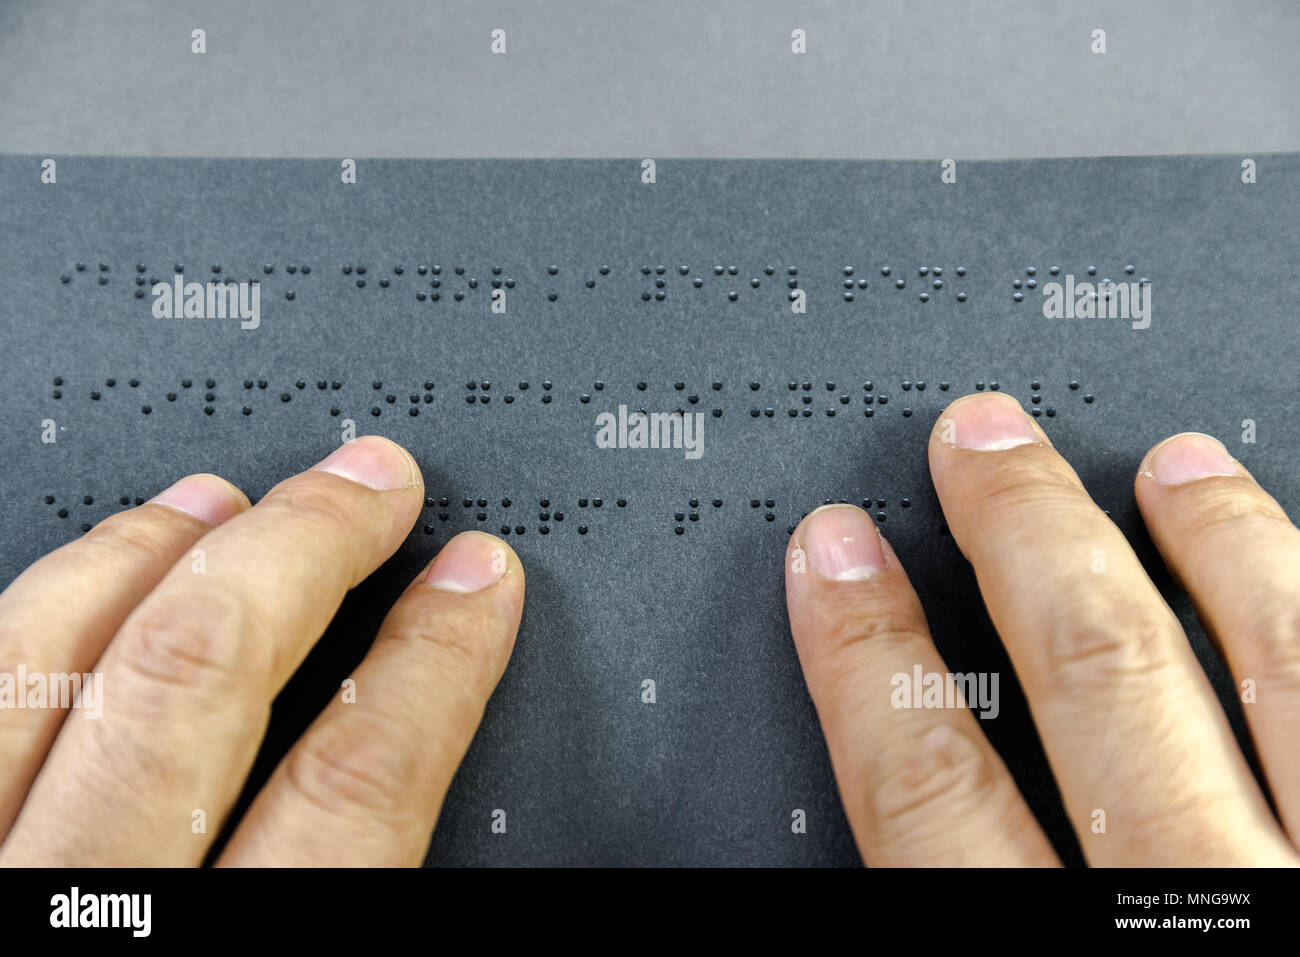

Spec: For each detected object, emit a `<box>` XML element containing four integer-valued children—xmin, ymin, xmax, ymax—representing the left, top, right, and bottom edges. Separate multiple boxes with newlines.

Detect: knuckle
<box><xmin>84</xmin><ymin>506</ymin><xmax>189</xmax><ymax>561</ymax></box>
<box><xmin>975</xmin><ymin>456</ymin><xmax>1089</xmax><ymax>520</ymax></box>
<box><xmin>1043</xmin><ymin>598</ymin><xmax>1181</xmax><ymax>693</ymax></box>
<box><xmin>383</xmin><ymin>603</ymin><xmax>507</xmax><ymax>696</ymax></box>
<box><xmin>282</xmin><ymin>719</ymin><xmax>416</xmax><ymax>824</ymax></box>
<box><xmin>865</xmin><ymin>723</ymin><xmax>1003</xmax><ymax>838</ymax></box>
<box><xmin>259</xmin><ymin>476</ymin><xmax>356</xmax><ymax>532</ymax></box>
<box><xmin>1182</xmin><ymin>487</ymin><xmax>1294</xmax><ymax>552</ymax></box>
<box><xmin>114</xmin><ymin>591</ymin><xmax>257</xmax><ymax>706</ymax></box>
<box><xmin>1236</xmin><ymin>606</ymin><xmax>1300</xmax><ymax>692</ymax></box>
<box><xmin>813</xmin><ymin>601</ymin><xmax>932</xmax><ymax>692</ymax></box>
<box><xmin>0</xmin><ymin>624</ymin><xmax>48</xmax><ymax>682</ymax></box>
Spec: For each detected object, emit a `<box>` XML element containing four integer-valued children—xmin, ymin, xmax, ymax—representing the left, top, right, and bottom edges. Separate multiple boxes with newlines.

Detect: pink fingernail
<box><xmin>937</xmin><ymin>393</ymin><xmax>1039</xmax><ymax>451</ymax></box>
<box><xmin>800</xmin><ymin>505</ymin><xmax>885</xmax><ymax>581</ymax></box>
<box><xmin>1142</xmin><ymin>433</ymin><xmax>1239</xmax><ymax>486</ymax></box>
<box><xmin>423</xmin><ymin>532</ymin><xmax>509</xmax><ymax>593</ymax></box>
<box><xmin>313</xmin><ymin>436</ymin><xmax>417</xmax><ymax>490</ymax></box>
<box><xmin>150</xmin><ymin>474</ymin><xmax>244</xmax><ymax>526</ymax></box>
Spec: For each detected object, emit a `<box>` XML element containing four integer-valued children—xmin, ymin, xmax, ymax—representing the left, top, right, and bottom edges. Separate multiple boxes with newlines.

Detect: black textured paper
<box><xmin>1</xmin><ymin>156</ymin><xmax>1296</xmax><ymax>865</ymax></box>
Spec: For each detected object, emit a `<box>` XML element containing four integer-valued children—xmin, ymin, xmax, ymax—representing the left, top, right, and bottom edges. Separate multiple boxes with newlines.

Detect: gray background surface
<box><xmin>0</xmin><ymin>0</ymin><xmax>1296</xmax><ymax>159</ymax></box>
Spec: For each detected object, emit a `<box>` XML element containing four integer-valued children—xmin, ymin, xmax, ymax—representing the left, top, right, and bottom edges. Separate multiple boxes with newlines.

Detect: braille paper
<box><xmin>1</xmin><ymin>155</ymin><xmax>1295</xmax><ymax>865</ymax></box>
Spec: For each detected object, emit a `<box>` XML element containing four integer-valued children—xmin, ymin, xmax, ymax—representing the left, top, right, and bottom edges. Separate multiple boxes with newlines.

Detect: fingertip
<box><xmin>1137</xmin><ymin>432</ymin><xmax>1242</xmax><ymax>488</ymax></box>
<box><xmin>791</xmin><ymin>504</ymin><xmax>887</xmax><ymax>583</ymax></box>
<box><xmin>314</xmin><ymin>435</ymin><xmax>423</xmax><ymax>492</ymax></box>
<box><xmin>930</xmin><ymin>391</ymin><xmax>1045</xmax><ymax>455</ymax></box>
<box><xmin>149</xmin><ymin>472</ymin><xmax>250</xmax><ymax>525</ymax></box>
<box><xmin>422</xmin><ymin>530</ymin><xmax>524</xmax><ymax>597</ymax></box>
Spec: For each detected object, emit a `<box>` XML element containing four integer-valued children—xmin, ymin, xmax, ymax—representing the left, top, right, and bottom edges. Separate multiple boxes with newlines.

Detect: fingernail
<box><xmin>313</xmin><ymin>436</ymin><xmax>417</xmax><ymax>490</ymax></box>
<box><xmin>937</xmin><ymin>393</ymin><xmax>1039</xmax><ymax>451</ymax></box>
<box><xmin>151</xmin><ymin>473</ymin><xmax>246</xmax><ymax>526</ymax></box>
<box><xmin>423</xmin><ymin>532</ymin><xmax>509</xmax><ymax>592</ymax></box>
<box><xmin>1142</xmin><ymin>433</ymin><xmax>1239</xmax><ymax>485</ymax></box>
<box><xmin>800</xmin><ymin>505</ymin><xmax>885</xmax><ymax>581</ymax></box>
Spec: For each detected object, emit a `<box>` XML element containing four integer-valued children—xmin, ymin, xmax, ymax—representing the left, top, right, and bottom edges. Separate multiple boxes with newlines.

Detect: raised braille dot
<box><xmin>1069</xmin><ymin>380</ymin><xmax>1080</xmax><ymax>390</ymax></box>
<box><xmin>1087</xmin><ymin>266</ymin><xmax>1097</xmax><ymax>276</ymax></box>
<box><xmin>542</xmin><ymin>380</ymin><xmax>552</xmax><ymax>390</ymax></box>
<box><xmin>542</xmin><ymin>394</ymin><xmax>552</xmax><ymax>404</ymax></box>
<box><xmin>57</xmin><ymin>508</ymin><xmax>68</xmax><ymax>518</ymax></box>
<box><xmin>1084</xmin><ymin>393</ymin><xmax>1095</xmax><ymax>403</ymax></box>
<box><xmin>1013</xmin><ymin>292</ymin><xmax>1023</xmax><ymax>302</ymax></box>
<box><xmin>141</xmin><ymin>405</ymin><xmax>151</xmax><ymax>414</ymax></box>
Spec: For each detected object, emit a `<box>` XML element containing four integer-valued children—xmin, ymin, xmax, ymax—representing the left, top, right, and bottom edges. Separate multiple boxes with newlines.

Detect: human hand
<box><xmin>785</xmin><ymin>391</ymin><xmax>1300</xmax><ymax>866</ymax></box>
<box><xmin>0</xmin><ymin>436</ymin><xmax>523</xmax><ymax>866</ymax></box>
